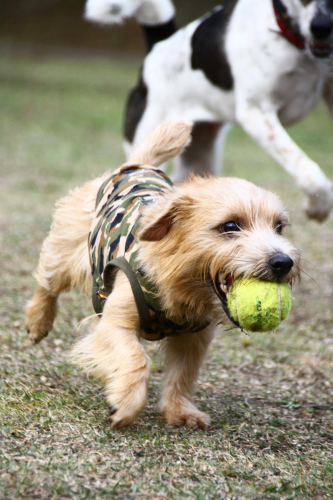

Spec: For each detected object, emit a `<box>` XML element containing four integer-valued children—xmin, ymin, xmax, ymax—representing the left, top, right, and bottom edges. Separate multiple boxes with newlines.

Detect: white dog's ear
<box><xmin>139</xmin><ymin>194</ymin><xmax>194</xmax><ymax>241</ymax></box>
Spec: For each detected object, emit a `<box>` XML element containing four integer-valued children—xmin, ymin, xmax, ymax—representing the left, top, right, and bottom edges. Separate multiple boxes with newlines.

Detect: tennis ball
<box><xmin>227</xmin><ymin>277</ymin><xmax>292</xmax><ymax>332</ymax></box>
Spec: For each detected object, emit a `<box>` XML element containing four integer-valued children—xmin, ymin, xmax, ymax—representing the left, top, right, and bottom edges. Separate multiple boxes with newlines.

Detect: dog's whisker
<box><xmin>299</xmin><ymin>258</ymin><xmax>316</xmax><ymax>268</ymax></box>
<box><xmin>299</xmin><ymin>270</ymin><xmax>319</xmax><ymax>287</ymax></box>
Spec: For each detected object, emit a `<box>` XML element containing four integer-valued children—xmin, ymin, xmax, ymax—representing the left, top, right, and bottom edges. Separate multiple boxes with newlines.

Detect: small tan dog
<box><xmin>26</xmin><ymin>122</ymin><xmax>300</xmax><ymax>429</ymax></box>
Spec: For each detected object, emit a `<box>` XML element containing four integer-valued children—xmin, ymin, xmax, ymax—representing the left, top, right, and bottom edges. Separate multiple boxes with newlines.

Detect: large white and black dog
<box><xmin>85</xmin><ymin>0</ymin><xmax>333</xmax><ymax>221</ymax></box>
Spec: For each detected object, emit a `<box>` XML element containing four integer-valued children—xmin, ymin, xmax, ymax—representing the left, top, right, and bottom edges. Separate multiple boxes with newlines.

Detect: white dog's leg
<box><xmin>172</xmin><ymin>122</ymin><xmax>231</xmax><ymax>182</ymax></box>
<box><xmin>323</xmin><ymin>77</ymin><xmax>333</xmax><ymax>119</ymax></box>
<box><xmin>237</xmin><ymin>106</ymin><xmax>333</xmax><ymax>221</ymax></box>
<box><xmin>85</xmin><ymin>0</ymin><xmax>174</xmax><ymax>25</ymax></box>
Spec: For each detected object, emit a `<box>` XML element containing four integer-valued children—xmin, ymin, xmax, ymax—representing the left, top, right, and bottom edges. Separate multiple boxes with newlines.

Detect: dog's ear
<box><xmin>139</xmin><ymin>194</ymin><xmax>194</xmax><ymax>242</ymax></box>
<box><xmin>139</xmin><ymin>211</ymin><xmax>172</xmax><ymax>241</ymax></box>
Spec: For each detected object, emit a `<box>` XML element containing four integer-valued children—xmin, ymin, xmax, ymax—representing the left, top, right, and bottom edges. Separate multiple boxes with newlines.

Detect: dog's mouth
<box><xmin>212</xmin><ymin>272</ymin><xmax>240</xmax><ymax>328</ymax></box>
<box><xmin>309</xmin><ymin>40</ymin><xmax>333</xmax><ymax>58</ymax></box>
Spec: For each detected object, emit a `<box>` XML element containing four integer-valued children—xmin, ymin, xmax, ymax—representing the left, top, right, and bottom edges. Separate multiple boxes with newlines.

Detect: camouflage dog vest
<box><xmin>89</xmin><ymin>164</ymin><xmax>209</xmax><ymax>341</ymax></box>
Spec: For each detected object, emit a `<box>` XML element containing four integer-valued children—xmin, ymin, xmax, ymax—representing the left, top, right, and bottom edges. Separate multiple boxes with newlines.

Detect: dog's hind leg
<box><xmin>71</xmin><ymin>272</ymin><xmax>151</xmax><ymax>428</ymax></box>
<box><xmin>159</xmin><ymin>326</ymin><xmax>214</xmax><ymax>428</ymax></box>
<box><xmin>172</xmin><ymin>121</ymin><xmax>229</xmax><ymax>182</ymax></box>
<box><xmin>26</xmin><ymin>176</ymin><xmax>105</xmax><ymax>344</ymax></box>
<box><xmin>85</xmin><ymin>0</ymin><xmax>175</xmax><ymax>27</ymax></box>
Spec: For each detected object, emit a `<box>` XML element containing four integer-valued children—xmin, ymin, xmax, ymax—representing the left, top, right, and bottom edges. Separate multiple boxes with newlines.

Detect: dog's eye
<box><xmin>217</xmin><ymin>220</ymin><xmax>241</xmax><ymax>234</ymax></box>
<box><xmin>275</xmin><ymin>220</ymin><xmax>284</xmax><ymax>234</ymax></box>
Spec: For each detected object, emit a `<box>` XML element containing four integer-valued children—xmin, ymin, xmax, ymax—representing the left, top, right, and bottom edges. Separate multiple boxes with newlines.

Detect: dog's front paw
<box><xmin>303</xmin><ymin>185</ymin><xmax>333</xmax><ymax>222</ymax></box>
<box><xmin>25</xmin><ymin>291</ymin><xmax>57</xmax><ymax>344</ymax></box>
<box><xmin>26</xmin><ymin>326</ymin><xmax>49</xmax><ymax>344</ymax></box>
<box><xmin>105</xmin><ymin>372</ymin><xmax>149</xmax><ymax>429</ymax></box>
<box><xmin>25</xmin><ymin>311</ymin><xmax>51</xmax><ymax>344</ymax></box>
<box><xmin>107</xmin><ymin>404</ymin><xmax>131</xmax><ymax>430</ymax></box>
<box><xmin>107</xmin><ymin>404</ymin><xmax>141</xmax><ymax>429</ymax></box>
<box><xmin>161</xmin><ymin>399</ymin><xmax>211</xmax><ymax>429</ymax></box>
<box><xmin>107</xmin><ymin>401</ymin><xmax>145</xmax><ymax>429</ymax></box>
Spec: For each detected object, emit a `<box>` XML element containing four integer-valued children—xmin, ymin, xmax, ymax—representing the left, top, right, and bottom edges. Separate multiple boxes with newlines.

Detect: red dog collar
<box><xmin>272</xmin><ymin>0</ymin><xmax>306</xmax><ymax>50</ymax></box>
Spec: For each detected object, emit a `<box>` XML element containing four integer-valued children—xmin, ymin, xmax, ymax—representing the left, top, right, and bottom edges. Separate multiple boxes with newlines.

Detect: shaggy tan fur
<box><xmin>26</xmin><ymin>121</ymin><xmax>301</xmax><ymax>429</ymax></box>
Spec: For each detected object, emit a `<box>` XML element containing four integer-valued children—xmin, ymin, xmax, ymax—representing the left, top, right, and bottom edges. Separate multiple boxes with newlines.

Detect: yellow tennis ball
<box><xmin>227</xmin><ymin>277</ymin><xmax>292</xmax><ymax>332</ymax></box>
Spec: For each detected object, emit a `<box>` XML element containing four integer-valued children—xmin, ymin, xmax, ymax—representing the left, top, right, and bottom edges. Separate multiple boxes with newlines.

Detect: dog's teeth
<box><xmin>217</xmin><ymin>273</ymin><xmax>228</xmax><ymax>295</ymax></box>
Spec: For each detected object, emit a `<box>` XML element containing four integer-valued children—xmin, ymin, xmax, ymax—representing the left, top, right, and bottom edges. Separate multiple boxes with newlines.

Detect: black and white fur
<box><xmin>85</xmin><ymin>0</ymin><xmax>333</xmax><ymax>222</ymax></box>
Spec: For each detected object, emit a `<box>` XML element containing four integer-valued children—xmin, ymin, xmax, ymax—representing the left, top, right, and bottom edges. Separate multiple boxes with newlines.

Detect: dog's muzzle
<box><xmin>310</xmin><ymin>14</ymin><xmax>333</xmax><ymax>57</ymax></box>
<box><xmin>211</xmin><ymin>253</ymin><xmax>294</xmax><ymax>328</ymax></box>
<box><xmin>268</xmin><ymin>253</ymin><xmax>294</xmax><ymax>279</ymax></box>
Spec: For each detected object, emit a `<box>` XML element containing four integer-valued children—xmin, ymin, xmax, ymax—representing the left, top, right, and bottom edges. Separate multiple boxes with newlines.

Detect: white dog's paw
<box><xmin>303</xmin><ymin>185</ymin><xmax>333</xmax><ymax>222</ymax></box>
<box><xmin>84</xmin><ymin>0</ymin><xmax>175</xmax><ymax>25</ymax></box>
<box><xmin>85</xmin><ymin>0</ymin><xmax>138</xmax><ymax>24</ymax></box>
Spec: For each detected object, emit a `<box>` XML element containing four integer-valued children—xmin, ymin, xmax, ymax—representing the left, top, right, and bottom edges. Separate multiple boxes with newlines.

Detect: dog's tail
<box><xmin>126</xmin><ymin>121</ymin><xmax>192</xmax><ymax>168</ymax></box>
<box><xmin>84</xmin><ymin>0</ymin><xmax>175</xmax><ymax>28</ymax></box>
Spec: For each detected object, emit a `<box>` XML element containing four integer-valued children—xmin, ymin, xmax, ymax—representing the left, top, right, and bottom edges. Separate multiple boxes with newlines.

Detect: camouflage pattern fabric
<box><xmin>89</xmin><ymin>164</ymin><xmax>209</xmax><ymax>340</ymax></box>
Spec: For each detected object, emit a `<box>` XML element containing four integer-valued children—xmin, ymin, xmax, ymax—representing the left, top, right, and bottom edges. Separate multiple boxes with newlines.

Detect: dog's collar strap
<box><xmin>92</xmin><ymin>256</ymin><xmax>159</xmax><ymax>339</ymax></box>
<box><xmin>210</xmin><ymin>277</ymin><xmax>241</xmax><ymax>330</ymax></box>
<box><xmin>93</xmin><ymin>257</ymin><xmax>210</xmax><ymax>341</ymax></box>
<box><xmin>272</xmin><ymin>0</ymin><xmax>305</xmax><ymax>50</ymax></box>
<box><xmin>104</xmin><ymin>257</ymin><xmax>155</xmax><ymax>336</ymax></box>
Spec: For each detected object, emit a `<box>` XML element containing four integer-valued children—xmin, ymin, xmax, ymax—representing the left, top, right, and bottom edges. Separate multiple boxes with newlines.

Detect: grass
<box><xmin>0</xmin><ymin>52</ymin><xmax>333</xmax><ymax>500</ymax></box>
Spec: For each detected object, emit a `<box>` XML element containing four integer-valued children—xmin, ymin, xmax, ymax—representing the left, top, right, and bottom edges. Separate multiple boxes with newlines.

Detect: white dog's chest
<box><xmin>274</xmin><ymin>65</ymin><xmax>325</xmax><ymax>125</ymax></box>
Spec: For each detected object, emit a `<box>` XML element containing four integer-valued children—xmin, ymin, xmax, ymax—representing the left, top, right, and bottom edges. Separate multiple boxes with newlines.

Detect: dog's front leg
<box><xmin>159</xmin><ymin>326</ymin><xmax>214</xmax><ymax>428</ymax></box>
<box><xmin>71</xmin><ymin>273</ymin><xmax>151</xmax><ymax>429</ymax></box>
<box><xmin>237</xmin><ymin>105</ymin><xmax>333</xmax><ymax>222</ymax></box>
<box><xmin>323</xmin><ymin>77</ymin><xmax>333</xmax><ymax>120</ymax></box>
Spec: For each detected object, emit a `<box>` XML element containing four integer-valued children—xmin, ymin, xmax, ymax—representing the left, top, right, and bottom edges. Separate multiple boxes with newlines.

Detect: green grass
<box><xmin>0</xmin><ymin>53</ymin><xmax>333</xmax><ymax>500</ymax></box>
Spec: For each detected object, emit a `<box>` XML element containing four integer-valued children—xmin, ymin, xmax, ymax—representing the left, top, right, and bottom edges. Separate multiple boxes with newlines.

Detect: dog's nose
<box><xmin>310</xmin><ymin>15</ymin><xmax>333</xmax><ymax>40</ymax></box>
<box><xmin>269</xmin><ymin>254</ymin><xmax>293</xmax><ymax>277</ymax></box>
